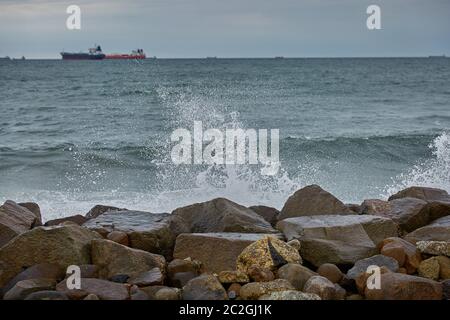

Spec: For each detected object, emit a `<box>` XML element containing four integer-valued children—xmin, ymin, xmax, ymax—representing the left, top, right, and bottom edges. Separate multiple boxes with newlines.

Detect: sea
<box><xmin>1</xmin><ymin>58</ymin><xmax>449</xmax><ymax>221</ymax></box>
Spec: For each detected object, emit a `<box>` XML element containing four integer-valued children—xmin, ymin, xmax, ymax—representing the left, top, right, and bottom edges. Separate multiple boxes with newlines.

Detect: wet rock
<box><xmin>4</xmin><ymin>278</ymin><xmax>56</xmax><ymax>300</ymax></box>
<box><xmin>317</xmin><ymin>263</ymin><xmax>343</xmax><ymax>284</ymax></box>
<box><xmin>0</xmin><ymin>263</ymin><xmax>65</xmax><ymax>297</ymax></box>
<box><xmin>173</xmin><ymin>233</ymin><xmax>282</xmax><ymax>273</ymax></box>
<box><xmin>128</xmin><ymin>267</ymin><xmax>164</xmax><ymax>286</ymax></box>
<box><xmin>170</xmin><ymin>198</ymin><xmax>276</xmax><ymax>234</ymax></box>
<box><xmin>218</xmin><ymin>270</ymin><xmax>249</xmax><ymax>284</ymax></box>
<box><xmin>240</xmin><ymin>279</ymin><xmax>294</xmax><ymax>300</ymax></box>
<box><xmin>85</xmin><ymin>205</ymin><xmax>126</xmax><ymax>219</ymax></box>
<box><xmin>182</xmin><ymin>275</ymin><xmax>228</xmax><ymax>300</ymax></box>
<box><xmin>279</xmin><ymin>185</ymin><xmax>354</xmax><ymax>220</ymax></box>
<box><xmin>24</xmin><ymin>290</ymin><xmax>68</xmax><ymax>300</ymax></box>
<box><xmin>259</xmin><ymin>290</ymin><xmax>321</xmax><ymax>300</ymax></box>
<box><xmin>56</xmin><ymin>278</ymin><xmax>129</xmax><ymax>300</ymax></box>
<box><xmin>277</xmin><ymin>263</ymin><xmax>317</xmax><ymax>290</ymax></box>
<box><xmin>347</xmin><ymin>255</ymin><xmax>399</xmax><ymax>280</ymax></box>
<box><xmin>418</xmin><ymin>257</ymin><xmax>440</xmax><ymax>280</ymax></box>
<box><xmin>379</xmin><ymin>237</ymin><xmax>422</xmax><ymax>274</ymax></box>
<box><xmin>248</xmin><ymin>205</ymin><xmax>280</xmax><ymax>226</ymax></box>
<box><xmin>404</xmin><ymin>216</ymin><xmax>450</xmax><ymax>243</ymax></box>
<box><xmin>416</xmin><ymin>240</ymin><xmax>450</xmax><ymax>257</ymax></box>
<box><xmin>277</xmin><ymin>215</ymin><xmax>397</xmax><ymax>266</ymax></box>
<box><xmin>0</xmin><ymin>224</ymin><xmax>101</xmax><ymax>287</ymax></box>
<box><xmin>236</xmin><ymin>237</ymin><xmax>301</xmax><ymax>273</ymax></box>
<box><xmin>303</xmin><ymin>276</ymin><xmax>344</xmax><ymax>300</ymax></box>
<box><xmin>388</xmin><ymin>186</ymin><xmax>450</xmax><ymax>202</ymax></box>
<box><xmin>84</xmin><ymin>211</ymin><xmax>175</xmax><ymax>258</ymax></box>
<box><xmin>91</xmin><ymin>239</ymin><xmax>165</xmax><ymax>279</ymax></box>
<box><xmin>106</xmin><ymin>231</ymin><xmax>129</xmax><ymax>246</ymax></box>
<box><xmin>45</xmin><ymin>215</ymin><xmax>88</xmax><ymax>226</ymax></box>
<box><xmin>247</xmin><ymin>265</ymin><xmax>275</xmax><ymax>282</ymax></box>
<box><xmin>365</xmin><ymin>273</ymin><xmax>442</xmax><ymax>300</ymax></box>
<box><xmin>0</xmin><ymin>200</ymin><xmax>41</xmax><ymax>247</ymax></box>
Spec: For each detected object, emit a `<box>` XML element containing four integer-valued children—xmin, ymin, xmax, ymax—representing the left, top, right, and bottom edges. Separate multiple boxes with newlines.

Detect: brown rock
<box><xmin>4</xmin><ymin>278</ymin><xmax>56</xmax><ymax>300</ymax></box>
<box><xmin>240</xmin><ymin>279</ymin><xmax>294</xmax><ymax>300</ymax></box>
<box><xmin>107</xmin><ymin>231</ymin><xmax>129</xmax><ymax>246</ymax></box>
<box><xmin>418</xmin><ymin>257</ymin><xmax>440</xmax><ymax>281</ymax></box>
<box><xmin>79</xmin><ymin>264</ymin><xmax>99</xmax><ymax>278</ymax></box>
<box><xmin>416</xmin><ymin>240</ymin><xmax>450</xmax><ymax>257</ymax></box>
<box><xmin>365</xmin><ymin>273</ymin><xmax>442</xmax><ymax>300</ymax></box>
<box><xmin>259</xmin><ymin>290</ymin><xmax>321</xmax><ymax>300</ymax></box>
<box><xmin>248</xmin><ymin>205</ymin><xmax>280</xmax><ymax>226</ymax></box>
<box><xmin>277</xmin><ymin>263</ymin><xmax>317</xmax><ymax>290</ymax></box>
<box><xmin>317</xmin><ymin>263</ymin><xmax>343</xmax><ymax>284</ymax></box>
<box><xmin>84</xmin><ymin>293</ymin><xmax>100</xmax><ymax>300</ymax></box>
<box><xmin>286</xmin><ymin>239</ymin><xmax>301</xmax><ymax>251</ymax></box>
<box><xmin>247</xmin><ymin>265</ymin><xmax>275</xmax><ymax>282</ymax></box>
<box><xmin>360</xmin><ymin>199</ymin><xmax>392</xmax><ymax>215</ymax></box>
<box><xmin>56</xmin><ymin>278</ymin><xmax>129</xmax><ymax>300</ymax></box>
<box><xmin>279</xmin><ymin>185</ymin><xmax>354</xmax><ymax>220</ymax></box>
<box><xmin>218</xmin><ymin>270</ymin><xmax>249</xmax><ymax>284</ymax></box>
<box><xmin>379</xmin><ymin>237</ymin><xmax>422</xmax><ymax>274</ymax></box>
<box><xmin>236</xmin><ymin>237</ymin><xmax>301</xmax><ymax>273</ymax></box>
<box><xmin>91</xmin><ymin>239</ymin><xmax>165</xmax><ymax>279</ymax></box>
<box><xmin>0</xmin><ymin>200</ymin><xmax>41</xmax><ymax>247</ymax></box>
<box><xmin>346</xmin><ymin>203</ymin><xmax>361</xmax><ymax>214</ymax></box>
<box><xmin>128</xmin><ymin>267</ymin><xmax>164</xmax><ymax>286</ymax></box>
<box><xmin>182</xmin><ymin>275</ymin><xmax>228</xmax><ymax>300</ymax></box>
<box><xmin>155</xmin><ymin>287</ymin><xmax>180</xmax><ymax>300</ymax></box>
<box><xmin>170</xmin><ymin>198</ymin><xmax>276</xmax><ymax>234</ymax></box>
<box><xmin>0</xmin><ymin>224</ymin><xmax>101</xmax><ymax>287</ymax></box>
<box><xmin>173</xmin><ymin>233</ymin><xmax>282</xmax><ymax>273</ymax></box>
<box><xmin>388</xmin><ymin>186</ymin><xmax>450</xmax><ymax>202</ymax></box>
<box><xmin>18</xmin><ymin>202</ymin><xmax>42</xmax><ymax>224</ymax></box>
<box><xmin>168</xmin><ymin>258</ymin><xmax>201</xmax><ymax>284</ymax></box>
<box><xmin>45</xmin><ymin>215</ymin><xmax>88</xmax><ymax>226</ymax></box>
<box><xmin>303</xmin><ymin>276</ymin><xmax>344</xmax><ymax>300</ymax></box>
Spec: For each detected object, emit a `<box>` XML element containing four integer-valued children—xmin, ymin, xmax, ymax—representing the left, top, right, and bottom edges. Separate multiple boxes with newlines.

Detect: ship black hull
<box><xmin>61</xmin><ymin>53</ymin><xmax>105</xmax><ymax>60</ymax></box>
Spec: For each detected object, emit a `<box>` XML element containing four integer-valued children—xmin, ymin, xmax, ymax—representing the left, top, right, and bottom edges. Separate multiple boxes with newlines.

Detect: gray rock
<box><xmin>182</xmin><ymin>275</ymin><xmax>228</xmax><ymax>300</ymax></box>
<box><xmin>347</xmin><ymin>255</ymin><xmax>399</xmax><ymax>280</ymax></box>
<box><xmin>128</xmin><ymin>267</ymin><xmax>164</xmax><ymax>286</ymax></box>
<box><xmin>25</xmin><ymin>290</ymin><xmax>68</xmax><ymax>300</ymax></box>
<box><xmin>4</xmin><ymin>279</ymin><xmax>56</xmax><ymax>300</ymax></box>
<box><xmin>56</xmin><ymin>278</ymin><xmax>129</xmax><ymax>300</ymax></box>
<box><xmin>277</xmin><ymin>263</ymin><xmax>317</xmax><ymax>290</ymax></box>
<box><xmin>404</xmin><ymin>216</ymin><xmax>450</xmax><ymax>244</ymax></box>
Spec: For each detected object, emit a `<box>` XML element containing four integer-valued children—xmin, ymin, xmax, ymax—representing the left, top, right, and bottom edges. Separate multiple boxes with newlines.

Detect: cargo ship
<box><xmin>105</xmin><ymin>49</ymin><xmax>146</xmax><ymax>60</ymax></box>
<box><xmin>61</xmin><ymin>45</ymin><xmax>105</xmax><ymax>60</ymax></box>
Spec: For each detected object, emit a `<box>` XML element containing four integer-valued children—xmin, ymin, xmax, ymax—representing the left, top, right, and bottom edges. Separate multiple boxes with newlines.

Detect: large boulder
<box><xmin>85</xmin><ymin>204</ymin><xmax>126</xmax><ymax>219</ymax></box>
<box><xmin>239</xmin><ymin>279</ymin><xmax>294</xmax><ymax>300</ymax></box>
<box><xmin>236</xmin><ymin>237</ymin><xmax>301</xmax><ymax>273</ymax></box>
<box><xmin>56</xmin><ymin>278</ymin><xmax>129</xmax><ymax>300</ymax></box>
<box><xmin>0</xmin><ymin>224</ymin><xmax>101</xmax><ymax>287</ymax></box>
<box><xmin>173</xmin><ymin>233</ymin><xmax>282</xmax><ymax>273</ymax></box>
<box><xmin>45</xmin><ymin>215</ymin><xmax>88</xmax><ymax>226</ymax></box>
<box><xmin>90</xmin><ymin>239</ymin><xmax>165</xmax><ymax>279</ymax></box>
<box><xmin>83</xmin><ymin>211</ymin><xmax>175</xmax><ymax>258</ymax></box>
<box><xmin>182</xmin><ymin>275</ymin><xmax>228</xmax><ymax>300</ymax></box>
<box><xmin>17</xmin><ymin>202</ymin><xmax>42</xmax><ymax>224</ymax></box>
<box><xmin>0</xmin><ymin>200</ymin><xmax>41</xmax><ymax>247</ymax></box>
<box><xmin>170</xmin><ymin>198</ymin><xmax>276</xmax><ymax>234</ymax></box>
<box><xmin>365</xmin><ymin>273</ymin><xmax>442</xmax><ymax>300</ymax></box>
<box><xmin>388</xmin><ymin>186</ymin><xmax>450</xmax><ymax>202</ymax></box>
<box><xmin>279</xmin><ymin>185</ymin><xmax>354</xmax><ymax>220</ymax></box>
<box><xmin>404</xmin><ymin>216</ymin><xmax>450</xmax><ymax>244</ymax></box>
<box><xmin>277</xmin><ymin>215</ymin><xmax>397</xmax><ymax>267</ymax></box>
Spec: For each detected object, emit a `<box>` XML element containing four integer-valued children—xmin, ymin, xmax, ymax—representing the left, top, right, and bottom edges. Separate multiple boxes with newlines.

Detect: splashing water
<box><xmin>383</xmin><ymin>132</ymin><xmax>450</xmax><ymax>198</ymax></box>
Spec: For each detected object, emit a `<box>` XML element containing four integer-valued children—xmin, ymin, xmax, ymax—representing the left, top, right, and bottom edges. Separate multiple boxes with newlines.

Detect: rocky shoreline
<box><xmin>0</xmin><ymin>185</ymin><xmax>449</xmax><ymax>300</ymax></box>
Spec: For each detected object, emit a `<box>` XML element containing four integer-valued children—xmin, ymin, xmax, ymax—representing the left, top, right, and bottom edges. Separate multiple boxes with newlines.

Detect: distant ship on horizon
<box><xmin>61</xmin><ymin>45</ymin><xmax>106</xmax><ymax>60</ymax></box>
<box><xmin>428</xmin><ymin>54</ymin><xmax>447</xmax><ymax>58</ymax></box>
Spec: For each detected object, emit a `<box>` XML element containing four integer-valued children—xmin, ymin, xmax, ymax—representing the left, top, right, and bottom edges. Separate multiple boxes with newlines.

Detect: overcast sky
<box><xmin>0</xmin><ymin>0</ymin><xmax>449</xmax><ymax>58</ymax></box>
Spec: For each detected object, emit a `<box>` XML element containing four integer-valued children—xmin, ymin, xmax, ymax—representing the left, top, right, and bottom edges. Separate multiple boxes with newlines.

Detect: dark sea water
<box><xmin>1</xmin><ymin>58</ymin><xmax>449</xmax><ymax>220</ymax></box>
